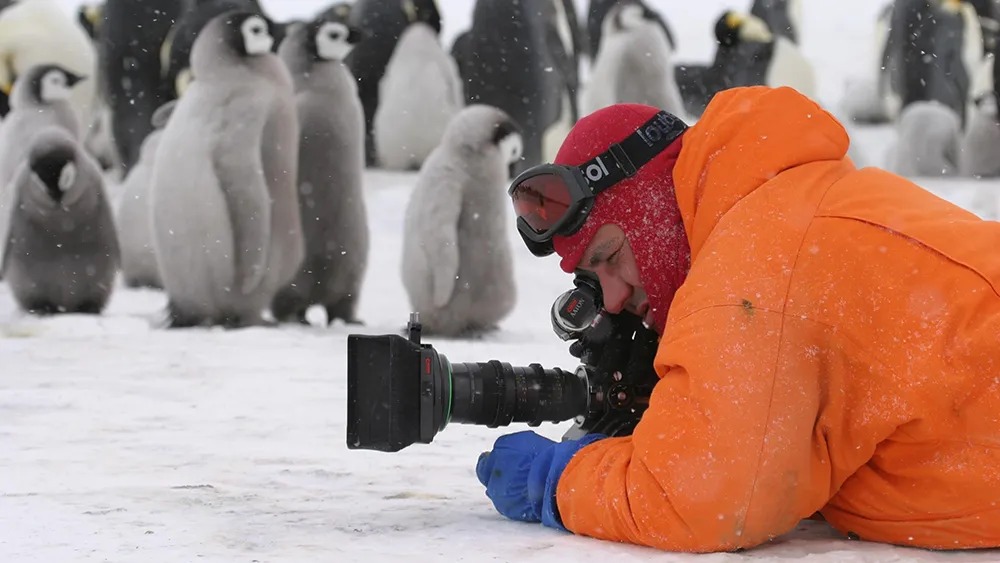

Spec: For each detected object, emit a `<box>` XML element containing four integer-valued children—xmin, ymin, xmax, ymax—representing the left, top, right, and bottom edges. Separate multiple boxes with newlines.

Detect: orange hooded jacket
<box><xmin>555</xmin><ymin>86</ymin><xmax>1000</xmax><ymax>552</ymax></box>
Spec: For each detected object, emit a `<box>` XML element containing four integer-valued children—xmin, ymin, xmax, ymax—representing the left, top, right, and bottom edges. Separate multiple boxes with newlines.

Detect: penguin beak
<box><xmin>348</xmin><ymin>26</ymin><xmax>365</xmax><ymax>44</ymax></box>
<box><xmin>65</xmin><ymin>72</ymin><xmax>86</xmax><ymax>89</ymax></box>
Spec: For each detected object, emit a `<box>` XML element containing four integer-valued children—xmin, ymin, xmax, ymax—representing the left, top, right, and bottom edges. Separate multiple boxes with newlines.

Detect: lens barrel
<box><xmin>445</xmin><ymin>358</ymin><xmax>589</xmax><ymax>429</ymax></box>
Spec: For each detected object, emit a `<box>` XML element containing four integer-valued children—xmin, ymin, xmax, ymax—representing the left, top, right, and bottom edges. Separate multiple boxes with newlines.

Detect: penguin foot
<box><xmin>25</xmin><ymin>301</ymin><xmax>59</xmax><ymax>316</ymax></box>
<box><xmin>74</xmin><ymin>301</ymin><xmax>106</xmax><ymax>315</ymax></box>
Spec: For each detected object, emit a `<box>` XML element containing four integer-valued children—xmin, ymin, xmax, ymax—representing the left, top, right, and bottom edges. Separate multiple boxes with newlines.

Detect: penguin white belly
<box><xmin>542</xmin><ymin>91</ymin><xmax>574</xmax><ymax>163</ymax></box>
<box><xmin>375</xmin><ymin>24</ymin><xmax>463</xmax><ymax>171</ymax></box>
<box><xmin>150</xmin><ymin>132</ymin><xmax>235</xmax><ymax>316</ymax></box>
<box><xmin>766</xmin><ymin>36</ymin><xmax>817</xmax><ymax>98</ymax></box>
<box><xmin>581</xmin><ymin>33</ymin><xmax>628</xmax><ymax>116</ymax></box>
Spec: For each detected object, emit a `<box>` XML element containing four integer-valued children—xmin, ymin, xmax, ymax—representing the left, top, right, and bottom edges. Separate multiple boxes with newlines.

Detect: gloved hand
<box><xmin>476</xmin><ymin>431</ymin><xmax>606</xmax><ymax>530</ymax></box>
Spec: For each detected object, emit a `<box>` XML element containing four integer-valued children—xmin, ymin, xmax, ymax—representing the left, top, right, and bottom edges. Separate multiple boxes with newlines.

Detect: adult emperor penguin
<box><xmin>100</xmin><ymin>0</ymin><xmax>184</xmax><ymax>174</ymax></box>
<box><xmin>461</xmin><ymin>0</ymin><xmax>573</xmax><ymax>173</ymax></box>
<box><xmin>0</xmin><ymin>64</ymin><xmax>84</xmax><ymax>190</ymax></box>
<box><xmin>675</xmin><ymin>10</ymin><xmax>815</xmax><ymax>118</ymax></box>
<box><xmin>886</xmin><ymin>100</ymin><xmax>962</xmax><ymax>177</ymax></box>
<box><xmin>586</xmin><ymin>0</ymin><xmax>674</xmax><ymax>58</ymax></box>
<box><xmin>271</xmin><ymin>17</ymin><xmax>370</xmax><ymax>326</ymax></box>
<box><xmin>150</xmin><ymin>11</ymin><xmax>304</xmax><ymax>328</ymax></box>
<box><xmin>960</xmin><ymin>51</ymin><xmax>1000</xmax><ymax>177</ymax></box>
<box><xmin>374</xmin><ymin>19</ymin><xmax>463</xmax><ymax>171</ymax></box>
<box><xmin>346</xmin><ymin>0</ymin><xmax>441</xmax><ymax>166</ymax></box>
<box><xmin>401</xmin><ymin>105</ymin><xmax>522</xmax><ymax>337</ymax></box>
<box><xmin>115</xmin><ymin>101</ymin><xmax>176</xmax><ymax>289</ymax></box>
<box><xmin>0</xmin><ymin>0</ymin><xmax>97</xmax><ymax>124</ymax></box>
<box><xmin>581</xmin><ymin>1</ymin><xmax>685</xmax><ymax>118</ymax></box>
<box><xmin>0</xmin><ymin>127</ymin><xmax>119</xmax><ymax>315</ymax></box>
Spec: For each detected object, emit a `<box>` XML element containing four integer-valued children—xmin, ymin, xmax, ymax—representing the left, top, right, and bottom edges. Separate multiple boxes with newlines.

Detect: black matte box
<box><xmin>346</xmin><ymin>334</ymin><xmax>422</xmax><ymax>452</ymax></box>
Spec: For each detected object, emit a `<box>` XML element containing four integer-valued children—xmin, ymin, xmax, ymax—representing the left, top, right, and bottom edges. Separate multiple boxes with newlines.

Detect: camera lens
<box><xmin>442</xmin><ymin>357</ymin><xmax>589</xmax><ymax>428</ymax></box>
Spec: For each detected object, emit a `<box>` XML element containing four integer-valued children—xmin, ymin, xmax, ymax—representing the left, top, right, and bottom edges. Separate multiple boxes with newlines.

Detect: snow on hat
<box><xmin>551</xmin><ymin>103</ymin><xmax>690</xmax><ymax>333</ymax></box>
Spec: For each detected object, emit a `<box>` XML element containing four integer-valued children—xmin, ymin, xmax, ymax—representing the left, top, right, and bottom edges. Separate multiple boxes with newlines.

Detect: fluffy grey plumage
<box><xmin>960</xmin><ymin>96</ymin><xmax>1000</xmax><ymax>176</ymax></box>
<box><xmin>0</xmin><ymin>64</ymin><xmax>83</xmax><ymax>188</ymax></box>
<box><xmin>0</xmin><ymin>126</ymin><xmax>119</xmax><ymax>314</ymax></box>
<box><xmin>401</xmin><ymin>104</ymin><xmax>522</xmax><ymax>337</ymax></box>
<box><xmin>150</xmin><ymin>11</ymin><xmax>304</xmax><ymax>328</ymax></box>
<box><xmin>271</xmin><ymin>17</ymin><xmax>369</xmax><ymax>325</ymax></box>
<box><xmin>886</xmin><ymin>100</ymin><xmax>962</xmax><ymax>177</ymax></box>
<box><xmin>116</xmin><ymin>100</ymin><xmax>176</xmax><ymax>289</ymax></box>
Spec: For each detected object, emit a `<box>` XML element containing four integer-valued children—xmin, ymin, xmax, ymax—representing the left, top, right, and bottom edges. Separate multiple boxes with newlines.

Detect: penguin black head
<box><xmin>30</xmin><ymin>145</ymin><xmax>77</xmax><ymax>204</ymax></box>
<box><xmin>29</xmin><ymin>65</ymin><xmax>85</xmax><ymax>105</ymax></box>
<box><xmin>401</xmin><ymin>0</ymin><xmax>442</xmax><ymax>35</ymax></box>
<box><xmin>714</xmin><ymin>10</ymin><xmax>773</xmax><ymax>47</ymax></box>
<box><xmin>222</xmin><ymin>11</ymin><xmax>276</xmax><ymax>58</ymax></box>
<box><xmin>307</xmin><ymin>16</ymin><xmax>364</xmax><ymax>62</ymax></box>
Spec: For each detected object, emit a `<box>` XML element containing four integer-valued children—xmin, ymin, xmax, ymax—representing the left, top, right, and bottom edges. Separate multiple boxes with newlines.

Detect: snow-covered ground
<box><xmin>4</xmin><ymin>1</ymin><xmax>1000</xmax><ymax>561</ymax></box>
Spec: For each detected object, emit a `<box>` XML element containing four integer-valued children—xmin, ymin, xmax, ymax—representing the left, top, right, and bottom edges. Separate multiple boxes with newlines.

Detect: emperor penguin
<box><xmin>841</xmin><ymin>3</ymin><xmax>895</xmax><ymax>124</ymax></box>
<box><xmin>586</xmin><ymin>0</ymin><xmax>675</xmax><ymax>58</ymax></box>
<box><xmin>115</xmin><ymin>100</ymin><xmax>176</xmax><ymax>289</ymax></box>
<box><xmin>675</xmin><ymin>11</ymin><xmax>815</xmax><ymax>118</ymax></box>
<box><xmin>960</xmin><ymin>54</ymin><xmax>1000</xmax><ymax>176</ymax></box>
<box><xmin>0</xmin><ymin>0</ymin><xmax>97</xmax><ymax>126</ymax></box>
<box><xmin>271</xmin><ymin>17</ymin><xmax>370</xmax><ymax>326</ymax></box>
<box><xmin>401</xmin><ymin>105</ymin><xmax>522</xmax><ymax>337</ymax></box>
<box><xmin>100</xmin><ymin>0</ymin><xmax>185</xmax><ymax>174</ymax></box>
<box><xmin>346</xmin><ymin>0</ymin><xmax>442</xmax><ymax>166</ymax></box>
<box><xmin>374</xmin><ymin>20</ymin><xmax>464</xmax><ymax>171</ymax></box>
<box><xmin>0</xmin><ymin>127</ymin><xmax>119</xmax><ymax>315</ymax></box>
<box><xmin>460</xmin><ymin>0</ymin><xmax>573</xmax><ymax>173</ymax></box>
<box><xmin>150</xmin><ymin>11</ymin><xmax>304</xmax><ymax>328</ymax></box>
<box><xmin>886</xmin><ymin>100</ymin><xmax>962</xmax><ymax>177</ymax></box>
<box><xmin>0</xmin><ymin>64</ymin><xmax>84</xmax><ymax>190</ymax></box>
<box><xmin>581</xmin><ymin>1</ymin><xmax>685</xmax><ymax>118</ymax></box>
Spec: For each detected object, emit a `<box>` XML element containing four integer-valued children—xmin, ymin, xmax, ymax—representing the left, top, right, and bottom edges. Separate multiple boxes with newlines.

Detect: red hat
<box><xmin>551</xmin><ymin>103</ymin><xmax>690</xmax><ymax>333</ymax></box>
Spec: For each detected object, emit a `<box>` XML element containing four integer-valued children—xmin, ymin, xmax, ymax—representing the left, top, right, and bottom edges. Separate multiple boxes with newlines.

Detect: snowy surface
<box><xmin>4</xmin><ymin>0</ymin><xmax>1000</xmax><ymax>561</ymax></box>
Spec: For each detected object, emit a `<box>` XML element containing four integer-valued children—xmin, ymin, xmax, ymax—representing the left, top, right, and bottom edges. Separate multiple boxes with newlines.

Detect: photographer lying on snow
<box><xmin>479</xmin><ymin>85</ymin><xmax>1000</xmax><ymax>552</ymax></box>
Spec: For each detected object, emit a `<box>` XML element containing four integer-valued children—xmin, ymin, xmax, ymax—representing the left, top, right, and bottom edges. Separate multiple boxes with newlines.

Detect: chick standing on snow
<box><xmin>401</xmin><ymin>105</ymin><xmax>522</xmax><ymax>337</ymax></box>
<box><xmin>271</xmin><ymin>15</ymin><xmax>370</xmax><ymax>325</ymax></box>
<box><xmin>150</xmin><ymin>11</ymin><xmax>303</xmax><ymax>328</ymax></box>
<box><xmin>0</xmin><ymin>127</ymin><xmax>119</xmax><ymax>314</ymax></box>
<box><xmin>115</xmin><ymin>101</ymin><xmax>177</xmax><ymax>289</ymax></box>
<box><xmin>374</xmin><ymin>19</ymin><xmax>464</xmax><ymax>171</ymax></box>
<box><xmin>581</xmin><ymin>1</ymin><xmax>685</xmax><ymax>118</ymax></box>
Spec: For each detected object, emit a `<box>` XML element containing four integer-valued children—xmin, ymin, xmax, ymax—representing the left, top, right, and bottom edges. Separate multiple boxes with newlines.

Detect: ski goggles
<box><xmin>508</xmin><ymin>110</ymin><xmax>688</xmax><ymax>257</ymax></box>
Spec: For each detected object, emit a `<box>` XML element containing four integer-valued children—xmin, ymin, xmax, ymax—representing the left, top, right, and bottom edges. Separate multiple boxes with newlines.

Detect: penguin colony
<box><xmin>6</xmin><ymin>0</ymin><xmax>964</xmax><ymax>335</ymax></box>
<box><xmin>842</xmin><ymin>0</ymin><xmax>1000</xmax><ymax>178</ymax></box>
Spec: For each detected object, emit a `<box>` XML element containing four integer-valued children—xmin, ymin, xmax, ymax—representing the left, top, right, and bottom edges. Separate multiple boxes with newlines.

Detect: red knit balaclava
<box><xmin>551</xmin><ymin>104</ymin><xmax>690</xmax><ymax>333</ymax></box>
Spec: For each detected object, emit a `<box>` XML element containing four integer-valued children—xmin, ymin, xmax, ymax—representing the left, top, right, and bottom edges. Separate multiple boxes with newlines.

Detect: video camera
<box><xmin>345</xmin><ymin>273</ymin><xmax>661</xmax><ymax>452</ymax></box>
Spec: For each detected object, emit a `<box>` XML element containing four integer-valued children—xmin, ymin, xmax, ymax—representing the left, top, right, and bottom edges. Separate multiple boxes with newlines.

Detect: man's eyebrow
<box><xmin>586</xmin><ymin>238</ymin><xmax>620</xmax><ymax>267</ymax></box>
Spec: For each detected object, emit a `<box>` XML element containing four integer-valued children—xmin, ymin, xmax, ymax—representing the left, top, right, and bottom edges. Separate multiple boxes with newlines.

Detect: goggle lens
<box><xmin>510</xmin><ymin>173</ymin><xmax>574</xmax><ymax>234</ymax></box>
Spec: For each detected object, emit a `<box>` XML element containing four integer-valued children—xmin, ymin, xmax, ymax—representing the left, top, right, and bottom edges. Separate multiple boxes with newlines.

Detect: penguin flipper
<box><xmin>421</xmin><ymin>175</ymin><xmax>463</xmax><ymax>309</ymax></box>
<box><xmin>214</xmin><ymin>159</ymin><xmax>271</xmax><ymax>296</ymax></box>
<box><xmin>0</xmin><ymin>174</ymin><xmax>16</xmax><ymax>277</ymax></box>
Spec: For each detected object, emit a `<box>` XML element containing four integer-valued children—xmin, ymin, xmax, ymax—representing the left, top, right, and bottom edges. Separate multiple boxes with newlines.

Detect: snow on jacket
<box><xmin>556</xmin><ymin>85</ymin><xmax>1000</xmax><ymax>552</ymax></box>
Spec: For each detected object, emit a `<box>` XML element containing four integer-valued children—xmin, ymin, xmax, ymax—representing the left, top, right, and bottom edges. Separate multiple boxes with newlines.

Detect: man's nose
<box><xmin>597</xmin><ymin>272</ymin><xmax>629</xmax><ymax>314</ymax></box>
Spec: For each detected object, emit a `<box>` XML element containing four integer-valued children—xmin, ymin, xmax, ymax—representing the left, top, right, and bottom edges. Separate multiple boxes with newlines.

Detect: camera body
<box><xmin>346</xmin><ymin>273</ymin><xmax>661</xmax><ymax>452</ymax></box>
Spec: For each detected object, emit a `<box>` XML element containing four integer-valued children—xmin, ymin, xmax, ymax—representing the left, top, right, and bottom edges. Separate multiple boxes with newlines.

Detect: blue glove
<box><xmin>476</xmin><ymin>431</ymin><xmax>606</xmax><ymax>530</ymax></box>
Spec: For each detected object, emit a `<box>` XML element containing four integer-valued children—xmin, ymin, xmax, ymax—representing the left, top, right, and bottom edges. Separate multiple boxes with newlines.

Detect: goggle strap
<box><xmin>578</xmin><ymin>111</ymin><xmax>688</xmax><ymax>195</ymax></box>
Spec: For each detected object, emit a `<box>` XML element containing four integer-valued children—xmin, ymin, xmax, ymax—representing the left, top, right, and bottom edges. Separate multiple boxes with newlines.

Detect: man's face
<box><xmin>576</xmin><ymin>224</ymin><xmax>656</xmax><ymax>331</ymax></box>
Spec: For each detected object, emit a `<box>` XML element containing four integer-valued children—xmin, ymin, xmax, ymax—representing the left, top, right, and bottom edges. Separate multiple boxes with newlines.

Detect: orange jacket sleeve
<box><xmin>555</xmin><ymin>305</ymin><xmax>834</xmax><ymax>552</ymax></box>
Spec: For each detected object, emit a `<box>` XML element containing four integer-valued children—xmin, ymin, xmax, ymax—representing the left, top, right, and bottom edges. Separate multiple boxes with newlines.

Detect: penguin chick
<box><xmin>272</xmin><ymin>16</ymin><xmax>370</xmax><ymax>326</ymax></box>
<box><xmin>887</xmin><ymin>100</ymin><xmax>962</xmax><ymax>177</ymax></box>
<box><xmin>401</xmin><ymin>105</ymin><xmax>522</xmax><ymax>337</ymax></box>
<box><xmin>150</xmin><ymin>11</ymin><xmax>303</xmax><ymax>328</ymax></box>
<box><xmin>0</xmin><ymin>126</ymin><xmax>119</xmax><ymax>315</ymax></box>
